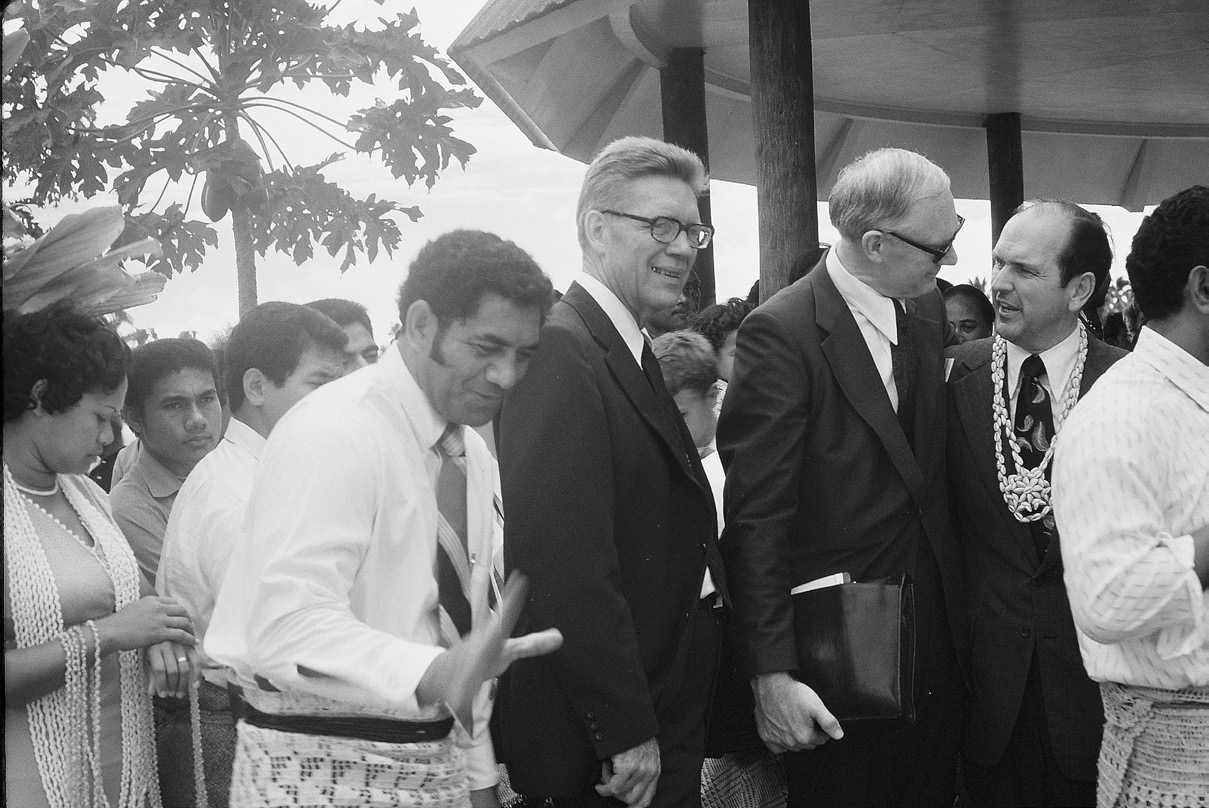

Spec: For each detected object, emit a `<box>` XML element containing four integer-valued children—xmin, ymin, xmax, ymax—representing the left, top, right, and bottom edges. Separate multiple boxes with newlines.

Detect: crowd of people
<box><xmin>3</xmin><ymin>136</ymin><xmax>1206</xmax><ymax>808</ymax></box>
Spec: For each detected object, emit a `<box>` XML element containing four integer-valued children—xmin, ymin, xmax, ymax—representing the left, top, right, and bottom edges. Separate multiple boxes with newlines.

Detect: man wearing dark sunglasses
<box><xmin>719</xmin><ymin>147</ymin><xmax>967</xmax><ymax>807</ymax></box>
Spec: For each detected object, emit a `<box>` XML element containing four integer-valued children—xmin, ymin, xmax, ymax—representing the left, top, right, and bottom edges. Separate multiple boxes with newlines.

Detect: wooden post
<box><xmin>985</xmin><ymin>112</ymin><xmax>1024</xmax><ymax>245</ymax></box>
<box><xmin>661</xmin><ymin>47</ymin><xmax>715</xmax><ymax>309</ymax></box>
<box><xmin>749</xmin><ymin>0</ymin><xmax>818</xmax><ymax>302</ymax></box>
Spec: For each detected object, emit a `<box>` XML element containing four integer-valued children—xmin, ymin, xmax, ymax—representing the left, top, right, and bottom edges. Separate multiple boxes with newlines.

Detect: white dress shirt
<box><xmin>204</xmin><ymin>346</ymin><xmax>499</xmax><ymax>788</ymax></box>
<box><xmin>1004</xmin><ymin>323</ymin><xmax>1082</xmax><ymax>429</ymax></box>
<box><xmin>576</xmin><ymin>273</ymin><xmax>645</xmax><ymax>364</ymax></box>
<box><xmin>157</xmin><ymin>416</ymin><xmax>265</xmax><ymax>684</ymax></box>
<box><xmin>826</xmin><ymin>249</ymin><xmax>905</xmax><ymax>412</ymax></box>
<box><xmin>1054</xmin><ymin>327</ymin><xmax>1209</xmax><ymax>689</ymax></box>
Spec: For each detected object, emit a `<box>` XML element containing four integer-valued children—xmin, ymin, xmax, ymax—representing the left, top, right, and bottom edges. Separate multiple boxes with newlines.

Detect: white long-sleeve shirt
<box><xmin>205</xmin><ymin>345</ymin><xmax>499</xmax><ymax>788</ymax></box>
<box><xmin>1053</xmin><ymin>326</ymin><xmax>1209</xmax><ymax>689</ymax></box>
<box><xmin>156</xmin><ymin>416</ymin><xmax>264</xmax><ymax>685</ymax></box>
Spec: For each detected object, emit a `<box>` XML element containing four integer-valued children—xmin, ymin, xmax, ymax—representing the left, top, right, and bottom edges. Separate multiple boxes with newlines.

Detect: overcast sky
<box><xmin>8</xmin><ymin>1</ymin><xmax>1147</xmax><ymax>343</ymax></box>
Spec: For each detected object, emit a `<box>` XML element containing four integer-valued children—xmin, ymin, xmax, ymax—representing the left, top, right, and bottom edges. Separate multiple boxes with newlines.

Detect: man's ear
<box><xmin>402</xmin><ymin>300</ymin><xmax>438</xmax><ymax>355</ymax></box>
<box><xmin>1188</xmin><ymin>264</ymin><xmax>1209</xmax><ymax>314</ymax></box>
<box><xmin>1067</xmin><ymin>271</ymin><xmax>1098</xmax><ymax>312</ymax></box>
<box><xmin>122</xmin><ymin>405</ymin><xmax>145</xmax><ymax>437</ymax></box>
<box><xmin>243</xmin><ymin>368</ymin><xmax>267</xmax><ymax>407</ymax></box>
<box><xmin>583</xmin><ymin>210</ymin><xmax>609</xmax><ymax>254</ymax></box>
<box><xmin>860</xmin><ymin>230</ymin><xmax>888</xmax><ymax>263</ymax></box>
<box><xmin>28</xmin><ymin>379</ymin><xmax>50</xmax><ymax>416</ymax></box>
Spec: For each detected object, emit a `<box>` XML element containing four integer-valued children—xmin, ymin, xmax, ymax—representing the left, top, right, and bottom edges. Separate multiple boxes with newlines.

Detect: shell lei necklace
<box><xmin>990</xmin><ymin>321</ymin><xmax>1087</xmax><ymax>522</ymax></box>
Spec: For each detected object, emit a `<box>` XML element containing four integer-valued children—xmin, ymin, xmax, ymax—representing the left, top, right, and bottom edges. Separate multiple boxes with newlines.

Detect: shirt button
<box><xmin>589</xmin><ymin>721</ymin><xmax>599</xmax><ymax>730</ymax></box>
<box><xmin>1019</xmin><ymin>626</ymin><xmax>1032</xmax><ymax>638</ymax></box>
<box><xmin>594</xmin><ymin>732</ymin><xmax>604</xmax><ymax>741</ymax></box>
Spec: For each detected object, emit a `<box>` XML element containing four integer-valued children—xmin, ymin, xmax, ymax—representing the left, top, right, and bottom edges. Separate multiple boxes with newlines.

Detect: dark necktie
<box><xmin>436</xmin><ymin>424</ymin><xmax>473</xmax><ymax>642</ymax></box>
<box><xmin>641</xmin><ymin>340</ymin><xmax>680</xmax><ymax>422</ymax></box>
<box><xmin>891</xmin><ymin>301</ymin><xmax>918</xmax><ymax>448</ymax></box>
<box><xmin>1014</xmin><ymin>354</ymin><xmax>1057</xmax><ymax>561</ymax></box>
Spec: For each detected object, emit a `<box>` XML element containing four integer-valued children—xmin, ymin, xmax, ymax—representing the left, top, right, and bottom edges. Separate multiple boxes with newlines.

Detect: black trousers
<box><xmin>784</xmin><ymin>550</ymin><xmax>965</xmax><ymax>808</ymax></box>
<box><xmin>963</xmin><ymin>653</ymin><xmax>1096</xmax><ymax>808</ymax></box>
<box><xmin>547</xmin><ymin>598</ymin><xmax>723</xmax><ymax>808</ymax></box>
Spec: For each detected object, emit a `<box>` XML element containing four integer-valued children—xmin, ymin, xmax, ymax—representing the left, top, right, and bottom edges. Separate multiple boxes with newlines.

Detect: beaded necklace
<box><xmin>2</xmin><ymin>463</ymin><xmax>162</xmax><ymax>808</ymax></box>
<box><xmin>990</xmin><ymin>321</ymin><xmax>1087</xmax><ymax>523</ymax></box>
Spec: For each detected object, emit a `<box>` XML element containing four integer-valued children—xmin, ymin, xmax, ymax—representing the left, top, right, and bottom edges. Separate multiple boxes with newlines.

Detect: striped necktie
<box><xmin>436</xmin><ymin>424</ymin><xmax>472</xmax><ymax>644</ymax></box>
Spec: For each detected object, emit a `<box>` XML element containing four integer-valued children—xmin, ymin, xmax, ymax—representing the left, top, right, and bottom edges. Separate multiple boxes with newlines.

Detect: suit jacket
<box><xmin>947</xmin><ymin>333</ymin><xmax>1124</xmax><ymax>779</ymax></box>
<box><xmin>717</xmin><ymin>254</ymin><xmax>967</xmax><ymax>684</ymax></box>
<box><xmin>496</xmin><ymin>282</ymin><xmax>726</xmax><ymax>796</ymax></box>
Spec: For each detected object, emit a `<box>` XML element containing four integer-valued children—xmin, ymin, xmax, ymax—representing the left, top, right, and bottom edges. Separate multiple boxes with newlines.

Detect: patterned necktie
<box><xmin>1015</xmin><ymin>354</ymin><xmax>1057</xmax><ymax>560</ymax></box>
<box><xmin>436</xmin><ymin>424</ymin><xmax>472</xmax><ymax>643</ymax></box>
<box><xmin>891</xmin><ymin>300</ymin><xmax>918</xmax><ymax>448</ymax></box>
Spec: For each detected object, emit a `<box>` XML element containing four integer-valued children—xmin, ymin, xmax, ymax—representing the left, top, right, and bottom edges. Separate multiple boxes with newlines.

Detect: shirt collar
<box><xmin>1134</xmin><ymin>326</ymin><xmax>1209</xmax><ymax>414</ymax></box>
<box><xmin>381</xmin><ymin>343</ymin><xmax>450</xmax><ymax>453</ymax></box>
<box><xmin>133</xmin><ymin>448</ymin><xmax>186</xmax><ymax>499</ymax></box>
<box><xmin>222</xmin><ymin>415</ymin><xmax>268</xmax><ymax>460</ymax></box>
<box><xmin>1004</xmin><ymin>322</ymin><xmax>1082</xmax><ymax>401</ymax></box>
<box><xmin>826</xmin><ymin>248</ymin><xmax>901</xmax><ymax>344</ymax></box>
<box><xmin>576</xmin><ymin>272</ymin><xmax>646</xmax><ymax>366</ymax></box>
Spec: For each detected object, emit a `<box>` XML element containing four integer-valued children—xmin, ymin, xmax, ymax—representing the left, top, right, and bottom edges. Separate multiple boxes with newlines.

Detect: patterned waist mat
<box><xmin>230</xmin><ymin>686</ymin><xmax>454</xmax><ymax>745</ymax></box>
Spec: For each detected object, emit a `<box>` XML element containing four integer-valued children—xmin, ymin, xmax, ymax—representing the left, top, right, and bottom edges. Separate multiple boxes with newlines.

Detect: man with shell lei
<box><xmin>945</xmin><ymin>200</ymin><xmax>1126</xmax><ymax>808</ymax></box>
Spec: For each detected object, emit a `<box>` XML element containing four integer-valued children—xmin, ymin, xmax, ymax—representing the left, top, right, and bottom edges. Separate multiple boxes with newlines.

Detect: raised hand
<box><xmin>416</xmin><ymin>572</ymin><xmax>562</xmax><ymax>729</ymax></box>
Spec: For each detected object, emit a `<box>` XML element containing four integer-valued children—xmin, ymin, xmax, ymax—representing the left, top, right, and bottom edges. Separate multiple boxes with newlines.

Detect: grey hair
<box><xmin>576</xmin><ymin>136</ymin><xmax>709</xmax><ymax>251</ymax></box>
<box><xmin>828</xmin><ymin>148</ymin><xmax>951</xmax><ymax>241</ymax></box>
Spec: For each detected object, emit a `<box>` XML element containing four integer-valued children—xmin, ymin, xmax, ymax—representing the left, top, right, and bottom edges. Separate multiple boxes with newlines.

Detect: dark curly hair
<box><xmin>689</xmin><ymin>297</ymin><xmax>755</xmax><ymax>352</ymax></box>
<box><xmin>397</xmin><ymin>230</ymin><xmax>553</xmax><ymax>328</ymax></box>
<box><xmin>3</xmin><ymin>301</ymin><xmax>131</xmax><ymax>423</ymax></box>
<box><xmin>1126</xmin><ymin>185</ymin><xmax>1209</xmax><ymax>321</ymax></box>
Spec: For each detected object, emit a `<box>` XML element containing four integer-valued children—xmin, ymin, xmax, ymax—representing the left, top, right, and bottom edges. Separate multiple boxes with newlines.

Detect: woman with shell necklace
<box><xmin>4</xmin><ymin>302</ymin><xmax>198</xmax><ymax>808</ymax></box>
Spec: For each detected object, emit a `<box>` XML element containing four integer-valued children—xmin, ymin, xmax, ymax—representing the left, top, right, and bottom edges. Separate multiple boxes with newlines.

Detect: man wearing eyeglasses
<box><xmin>718</xmin><ymin>147</ymin><xmax>968</xmax><ymax>806</ymax></box>
<box><xmin>496</xmin><ymin>136</ymin><xmax>726</xmax><ymax>808</ymax></box>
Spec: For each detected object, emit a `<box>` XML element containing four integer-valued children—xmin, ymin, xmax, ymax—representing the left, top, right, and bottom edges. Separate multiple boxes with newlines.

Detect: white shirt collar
<box><xmin>576</xmin><ymin>272</ymin><xmax>646</xmax><ymax>366</ymax></box>
<box><xmin>1134</xmin><ymin>326</ymin><xmax>1209</xmax><ymax>414</ymax></box>
<box><xmin>826</xmin><ymin>248</ymin><xmax>901</xmax><ymax>344</ymax></box>
<box><xmin>381</xmin><ymin>343</ymin><xmax>450</xmax><ymax>453</ymax></box>
<box><xmin>1005</xmin><ymin>322</ymin><xmax>1082</xmax><ymax>402</ymax></box>
<box><xmin>223</xmin><ymin>415</ymin><xmax>268</xmax><ymax>460</ymax></box>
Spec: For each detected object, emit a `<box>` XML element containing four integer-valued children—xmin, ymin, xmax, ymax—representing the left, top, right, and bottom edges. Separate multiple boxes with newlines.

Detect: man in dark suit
<box><xmin>717</xmin><ymin>147</ymin><xmax>968</xmax><ymax>807</ymax></box>
<box><xmin>948</xmin><ymin>200</ymin><xmax>1125</xmax><ymax>807</ymax></box>
<box><xmin>497</xmin><ymin>136</ymin><xmax>726</xmax><ymax>808</ymax></box>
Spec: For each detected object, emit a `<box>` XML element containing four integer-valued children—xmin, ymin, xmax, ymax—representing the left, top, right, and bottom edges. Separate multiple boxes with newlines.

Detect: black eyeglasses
<box><xmin>883</xmin><ymin>214</ymin><xmax>965</xmax><ymax>264</ymax></box>
<box><xmin>601</xmin><ymin>210</ymin><xmax>714</xmax><ymax>249</ymax></box>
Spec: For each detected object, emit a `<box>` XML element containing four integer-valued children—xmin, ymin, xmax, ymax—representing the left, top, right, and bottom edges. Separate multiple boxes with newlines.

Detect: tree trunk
<box><xmin>231</xmin><ymin>197</ymin><xmax>257</xmax><ymax>316</ymax></box>
<box><xmin>749</xmin><ymin>0</ymin><xmax>818</xmax><ymax>302</ymax></box>
<box><xmin>221</xmin><ymin>110</ymin><xmax>258</xmax><ymax>316</ymax></box>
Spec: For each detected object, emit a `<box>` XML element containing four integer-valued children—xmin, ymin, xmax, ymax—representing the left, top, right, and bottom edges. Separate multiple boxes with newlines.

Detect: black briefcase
<box><xmin>791</xmin><ymin>574</ymin><xmax>915</xmax><ymax>722</ymax></box>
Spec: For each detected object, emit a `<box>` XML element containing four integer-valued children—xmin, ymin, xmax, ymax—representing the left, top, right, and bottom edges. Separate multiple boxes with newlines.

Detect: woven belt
<box><xmin>230</xmin><ymin>687</ymin><xmax>454</xmax><ymax>745</ymax></box>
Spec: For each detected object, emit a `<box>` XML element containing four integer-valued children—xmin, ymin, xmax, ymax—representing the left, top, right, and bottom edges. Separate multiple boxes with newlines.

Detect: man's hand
<box><xmin>752</xmin><ymin>671</ymin><xmax>843</xmax><ymax>754</ymax></box>
<box><xmin>595</xmin><ymin>737</ymin><xmax>660</xmax><ymax>808</ymax></box>
<box><xmin>469</xmin><ymin>787</ymin><xmax>501</xmax><ymax>808</ymax></box>
<box><xmin>417</xmin><ymin>573</ymin><xmax>562</xmax><ymax>729</ymax></box>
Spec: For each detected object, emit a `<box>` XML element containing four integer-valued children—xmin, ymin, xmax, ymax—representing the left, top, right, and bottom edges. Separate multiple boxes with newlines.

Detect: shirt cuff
<box><xmin>1156</xmin><ymin>532</ymin><xmax>1208</xmax><ymax>660</ymax></box>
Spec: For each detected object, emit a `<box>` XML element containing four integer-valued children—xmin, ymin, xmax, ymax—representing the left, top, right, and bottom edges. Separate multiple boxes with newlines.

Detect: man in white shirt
<box><xmin>718</xmin><ymin>147</ymin><xmax>966</xmax><ymax>807</ymax></box>
<box><xmin>155</xmin><ymin>302</ymin><xmax>348</xmax><ymax>807</ymax></box>
<box><xmin>946</xmin><ymin>201</ymin><xmax>1125</xmax><ymax>807</ymax></box>
<box><xmin>204</xmin><ymin>230</ymin><xmax>561</xmax><ymax>808</ymax></box>
<box><xmin>1053</xmin><ymin>185</ymin><xmax>1209</xmax><ymax>807</ymax></box>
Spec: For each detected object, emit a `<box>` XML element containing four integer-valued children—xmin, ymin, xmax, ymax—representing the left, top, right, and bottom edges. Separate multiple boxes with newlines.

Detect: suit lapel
<box><xmin>562</xmin><ymin>284</ymin><xmax>703</xmax><ymax>489</ymax></box>
<box><xmin>951</xmin><ymin>342</ymin><xmax>1040</xmax><ymax>569</ymax></box>
<box><xmin>813</xmin><ymin>268</ymin><xmax>926</xmax><ymax>503</ymax></box>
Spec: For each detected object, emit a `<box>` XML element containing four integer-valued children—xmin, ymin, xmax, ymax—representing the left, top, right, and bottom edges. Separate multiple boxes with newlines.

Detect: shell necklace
<box><xmin>990</xmin><ymin>321</ymin><xmax>1087</xmax><ymax>522</ymax></box>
